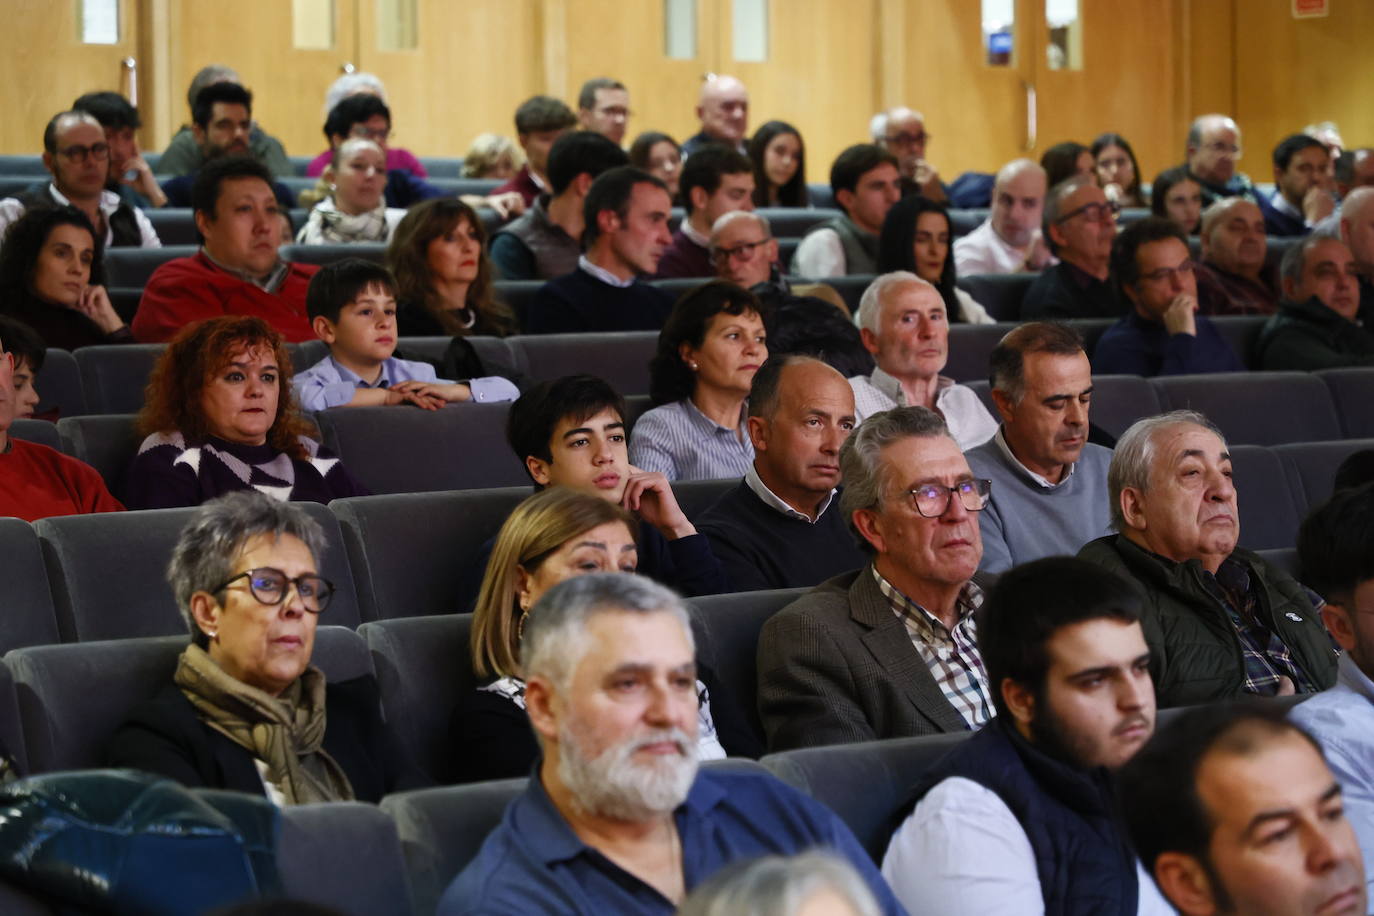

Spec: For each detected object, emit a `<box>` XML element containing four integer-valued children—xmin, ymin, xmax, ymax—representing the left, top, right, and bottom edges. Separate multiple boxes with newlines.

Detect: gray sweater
<box><xmin>965</xmin><ymin>431</ymin><xmax>1113</xmax><ymax>573</ymax></box>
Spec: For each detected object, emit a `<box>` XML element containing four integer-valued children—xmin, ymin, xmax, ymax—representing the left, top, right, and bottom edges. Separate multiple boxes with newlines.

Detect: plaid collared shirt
<box><xmin>1204</xmin><ymin>558</ymin><xmax>1318</xmax><ymax>696</ymax></box>
<box><xmin>872</xmin><ymin>567</ymin><xmax>991</xmax><ymax>728</ymax></box>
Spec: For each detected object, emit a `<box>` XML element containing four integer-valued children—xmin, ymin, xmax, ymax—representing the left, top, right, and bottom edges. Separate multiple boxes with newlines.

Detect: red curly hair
<box><xmin>137</xmin><ymin>316</ymin><xmax>317</xmax><ymax>459</ymax></box>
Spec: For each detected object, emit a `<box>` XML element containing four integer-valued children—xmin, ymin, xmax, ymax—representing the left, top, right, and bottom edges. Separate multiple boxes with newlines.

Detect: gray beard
<box><xmin>557</xmin><ymin>724</ymin><xmax>699</xmax><ymax>821</ymax></box>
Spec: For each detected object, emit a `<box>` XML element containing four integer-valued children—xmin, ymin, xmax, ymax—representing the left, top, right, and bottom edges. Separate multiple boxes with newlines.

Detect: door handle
<box><xmin>122</xmin><ymin>57</ymin><xmax>137</xmax><ymax>106</ymax></box>
<box><xmin>1023</xmin><ymin>80</ymin><xmax>1037</xmax><ymax>152</ymax></box>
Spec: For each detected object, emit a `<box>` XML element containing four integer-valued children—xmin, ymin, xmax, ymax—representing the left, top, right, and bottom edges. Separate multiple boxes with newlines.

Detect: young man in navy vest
<box><xmin>882</xmin><ymin>556</ymin><xmax>1175</xmax><ymax>915</ymax></box>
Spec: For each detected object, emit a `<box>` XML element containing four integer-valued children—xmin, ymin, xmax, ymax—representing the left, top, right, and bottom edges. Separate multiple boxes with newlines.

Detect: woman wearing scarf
<box><xmin>296</xmin><ymin>138</ymin><xmax>406</xmax><ymax>246</ymax></box>
<box><xmin>107</xmin><ymin>491</ymin><xmax>421</xmax><ymax>803</ymax></box>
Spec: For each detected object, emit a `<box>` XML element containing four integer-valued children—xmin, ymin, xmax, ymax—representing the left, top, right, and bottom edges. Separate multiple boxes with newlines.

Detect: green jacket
<box><xmin>1255</xmin><ymin>295</ymin><xmax>1374</xmax><ymax>370</ymax></box>
<box><xmin>1078</xmin><ymin>534</ymin><xmax>1337</xmax><ymax>707</ymax></box>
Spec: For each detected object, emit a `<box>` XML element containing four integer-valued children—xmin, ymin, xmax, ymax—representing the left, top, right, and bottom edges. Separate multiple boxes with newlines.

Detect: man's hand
<box><xmin>1161</xmin><ymin>294</ymin><xmax>1198</xmax><ymax>337</ymax></box>
<box><xmin>622</xmin><ymin>466</ymin><xmax>695</xmax><ymax>540</ymax></box>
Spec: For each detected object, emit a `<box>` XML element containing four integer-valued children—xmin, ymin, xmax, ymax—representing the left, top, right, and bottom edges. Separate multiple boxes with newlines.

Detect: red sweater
<box><xmin>131</xmin><ymin>252</ymin><xmax>320</xmax><ymax>343</ymax></box>
<box><xmin>0</xmin><ymin>438</ymin><xmax>124</xmax><ymax>521</ymax></box>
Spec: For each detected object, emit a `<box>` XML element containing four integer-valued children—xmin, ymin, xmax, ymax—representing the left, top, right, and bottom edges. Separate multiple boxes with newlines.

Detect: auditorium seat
<box><xmin>33</xmin><ymin>348</ymin><xmax>86</xmax><ymax>418</ymax></box>
<box><xmin>280</xmin><ymin>242</ymin><xmax>387</xmax><ymax>267</ymax></box>
<box><xmin>144</xmin><ymin>208</ymin><xmax>200</xmax><ymax>245</ymax></box>
<box><xmin>0</xmin><ymin>519</ymin><xmax>62</xmax><ymax>654</ymax></box>
<box><xmin>947</xmin><ymin>209</ymin><xmax>987</xmax><ymax>237</ymax></box>
<box><xmin>104</xmin><ymin>245</ymin><xmax>198</xmax><ymax>288</ymax></box>
<box><xmin>74</xmin><ymin>344</ymin><xmax>163</xmax><ymax>414</ymax></box>
<box><xmin>510</xmin><ymin>331</ymin><xmax>657</xmax><ymax>393</ymax></box>
<box><xmin>1229</xmin><ymin>444</ymin><xmax>1304</xmax><ymax>551</ymax></box>
<box><xmin>761</xmin><ymin>732</ymin><xmax>970</xmax><ymax>862</ymax></box>
<box><xmin>332</xmin><ymin>486</ymin><xmax>530</xmax><ymax>620</ymax></box>
<box><xmin>956</xmin><ymin>273</ymin><xmax>1035</xmax><ymax>322</ymax></box>
<box><xmin>9</xmin><ymin>419</ymin><xmax>60</xmax><ymax>451</ymax></box>
<box><xmin>278</xmin><ymin>802</ymin><xmax>415</xmax><ymax>916</ymax></box>
<box><xmin>34</xmin><ymin>503</ymin><xmax>362</xmax><ymax>642</ymax></box>
<box><xmin>1273</xmin><ymin>439</ymin><xmax>1374</xmax><ymax>509</ymax></box>
<box><xmin>54</xmin><ymin>414</ymin><xmax>141</xmax><ymax>498</ymax></box>
<box><xmin>314</xmin><ymin>403</ymin><xmax>529</xmax><ymax>494</ymax></box>
<box><xmin>7</xmin><ymin>626</ymin><xmax>370</xmax><ymax>774</ymax></box>
<box><xmin>1152</xmin><ymin>372</ymin><xmax>1341</xmax><ymax>446</ymax></box>
<box><xmin>759</xmin><ymin>207</ymin><xmax>844</xmax><ymax>238</ymax></box>
<box><xmin>1316</xmin><ymin>368</ymin><xmax>1374</xmax><ymax>439</ymax></box>
<box><xmin>1210</xmin><ymin>315</ymin><xmax>1267</xmax><ymax>369</ymax></box>
<box><xmin>946</xmin><ymin>322</ymin><xmax>1013</xmax><ymax>383</ymax></box>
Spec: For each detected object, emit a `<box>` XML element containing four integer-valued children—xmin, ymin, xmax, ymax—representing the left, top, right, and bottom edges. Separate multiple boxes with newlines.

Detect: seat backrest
<box><xmin>9</xmin><ymin>419</ymin><xmax>60</xmax><ymax>451</ymax></box>
<box><xmin>144</xmin><ymin>208</ymin><xmax>200</xmax><ymax>245</ymax></box>
<box><xmin>280</xmin><ymin>243</ymin><xmax>387</xmax><ymax>267</ymax></box>
<box><xmin>74</xmin><ymin>344</ymin><xmax>164</xmax><ymax>415</ymax></box>
<box><xmin>33</xmin><ymin>349</ymin><xmax>86</xmax><ymax>418</ymax></box>
<box><xmin>331</xmin><ymin>487</ymin><xmax>530</xmax><ymax>621</ymax></box>
<box><xmin>509</xmin><ymin>331</ymin><xmax>658</xmax><ymax>394</ymax></box>
<box><xmin>946</xmin><ymin>322</ymin><xmax>1014</xmax><ymax>383</ymax></box>
<box><xmin>54</xmin><ymin>414</ymin><xmax>141</xmax><ymax>500</ymax></box>
<box><xmin>1152</xmin><ymin>372</ymin><xmax>1341</xmax><ymax>445</ymax></box>
<box><xmin>1273</xmin><ymin>439</ymin><xmax>1374</xmax><ymax>509</ymax></box>
<box><xmin>278</xmin><ymin>802</ymin><xmax>414</xmax><ymax>916</ymax></box>
<box><xmin>1086</xmin><ymin>374</ymin><xmax>1165</xmax><ymax>439</ymax></box>
<box><xmin>315</xmin><ymin>403</ymin><xmax>529</xmax><ymax>494</ymax></box>
<box><xmin>1317</xmin><ymin>368</ymin><xmax>1374</xmax><ymax>439</ymax></box>
<box><xmin>104</xmin><ymin>245</ymin><xmax>199</xmax><ymax>288</ymax></box>
<box><xmin>761</xmin><ymin>732</ymin><xmax>970</xmax><ymax>862</ymax></box>
<box><xmin>0</xmin><ymin>519</ymin><xmax>61</xmax><ymax>654</ymax></box>
<box><xmin>956</xmin><ymin>273</ymin><xmax>1035</xmax><ymax>322</ymax></box>
<box><xmin>1230</xmin><ymin>444</ymin><xmax>1304</xmax><ymax>551</ymax></box>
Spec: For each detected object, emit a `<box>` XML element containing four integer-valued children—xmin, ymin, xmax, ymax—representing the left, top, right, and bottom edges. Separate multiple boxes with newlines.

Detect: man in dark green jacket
<box><xmin>1255</xmin><ymin>234</ymin><xmax>1374</xmax><ymax>369</ymax></box>
<box><xmin>1078</xmin><ymin>410</ymin><xmax>1336</xmax><ymax>708</ymax></box>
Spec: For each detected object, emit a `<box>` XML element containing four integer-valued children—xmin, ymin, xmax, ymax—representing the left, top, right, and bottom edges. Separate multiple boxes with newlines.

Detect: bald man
<box><xmin>682</xmin><ymin>75</ymin><xmax>749</xmax><ymax>157</ymax></box>
<box><xmin>953</xmin><ymin>158</ymin><xmax>1054</xmax><ymax>276</ymax></box>
<box><xmin>872</xmin><ymin>106</ymin><xmax>946</xmax><ymax>202</ymax></box>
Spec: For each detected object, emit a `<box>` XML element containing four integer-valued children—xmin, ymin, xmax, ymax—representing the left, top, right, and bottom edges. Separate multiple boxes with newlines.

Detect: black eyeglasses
<box><xmin>904</xmin><ymin>479</ymin><xmax>992</xmax><ymax>518</ymax></box>
<box><xmin>57</xmin><ymin>142</ymin><xmax>110</xmax><ymax>163</ymax></box>
<box><xmin>212</xmin><ymin>567</ymin><xmax>334</xmax><ymax>613</ymax></box>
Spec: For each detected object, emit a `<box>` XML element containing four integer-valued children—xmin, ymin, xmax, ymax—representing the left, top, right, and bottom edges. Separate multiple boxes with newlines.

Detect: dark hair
<box><xmin>190</xmin><ymin>155</ymin><xmax>275</xmax><ymax>218</ymax></box>
<box><xmin>1119</xmin><ymin>703</ymin><xmax>1323</xmax><ymax>874</ymax></box>
<box><xmin>679</xmin><ymin>144</ymin><xmax>753</xmax><ymax>217</ymax></box>
<box><xmin>305</xmin><ymin>258</ymin><xmax>397</xmax><ymax>323</ymax></box>
<box><xmin>42</xmin><ymin>111</ymin><xmax>97</xmax><ymax>156</ymax></box>
<box><xmin>547</xmin><ymin>131</ymin><xmax>629</xmax><ymax>197</ymax></box>
<box><xmin>507</xmin><ymin>375</ymin><xmax>626</xmax><ymax>481</ymax></box>
<box><xmin>1297</xmin><ymin>481</ymin><xmax>1374</xmax><ymax>607</ymax></box>
<box><xmin>830</xmin><ymin>144</ymin><xmax>898</xmax><ymax>199</ymax></box>
<box><xmin>1091</xmin><ymin>133</ymin><xmax>1143</xmax><ymax>201</ymax></box>
<box><xmin>323</xmin><ymin>93</ymin><xmax>390</xmax><ymax>143</ymax></box>
<box><xmin>629</xmin><ymin>132</ymin><xmax>679</xmax><ymax>170</ymax></box>
<box><xmin>71</xmin><ymin>91</ymin><xmax>141</xmax><ymax>131</ymax></box>
<box><xmin>0</xmin><ymin>206</ymin><xmax>106</xmax><ymax>295</ymax></box>
<box><xmin>385</xmin><ymin>198</ymin><xmax>513</xmax><ymax>337</ymax></box>
<box><xmin>988</xmin><ymin>321</ymin><xmax>1084</xmax><ymax>400</ymax></box>
<box><xmin>1334</xmin><ymin>449</ymin><xmax>1374</xmax><ymax>494</ymax></box>
<box><xmin>748</xmin><ymin>121</ymin><xmax>809</xmax><ymax>208</ymax></box>
<box><xmin>1150</xmin><ymin>166</ymin><xmax>1197</xmax><ymax>223</ymax></box>
<box><xmin>0</xmin><ymin>316</ymin><xmax>47</xmax><ymax>373</ymax></box>
<box><xmin>1273</xmin><ymin>133</ymin><xmax>1327</xmax><ymax>172</ymax></box>
<box><xmin>582</xmin><ymin>166</ymin><xmax>667</xmax><ymax>250</ymax></box>
<box><xmin>513</xmin><ymin>95</ymin><xmax>577</xmax><ymax>135</ymax></box>
<box><xmin>1110</xmin><ymin>215</ymin><xmax>1189</xmax><ymax>301</ymax></box>
<box><xmin>977</xmin><ymin>557</ymin><xmax>1142</xmax><ymax>719</ymax></box>
<box><xmin>577</xmin><ymin>77</ymin><xmax>626</xmax><ymax>111</ymax></box>
<box><xmin>649</xmin><ymin>281</ymin><xmax>764</xmax><ymax>406</ymax></box>
<box><xmin>192</xmin><ymin>82</ymin><xmax>252</xmax><ymax>131</ymax></box>
<box><xmin>1040</xmin><ymin>141</ymin><xmax>1090</xmax><ymax>189</ymax></box>
<box><xmin>876</xmin><ymin>196</ymin><xmax>963</xmax><ymax>320</ymax></box>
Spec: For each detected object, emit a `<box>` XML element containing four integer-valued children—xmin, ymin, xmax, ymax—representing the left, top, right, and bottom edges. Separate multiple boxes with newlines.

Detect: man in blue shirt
<box><xmin>438</xmin><ymin>573</ymin><xmax>904</xmax><ymax>916</ymax></box>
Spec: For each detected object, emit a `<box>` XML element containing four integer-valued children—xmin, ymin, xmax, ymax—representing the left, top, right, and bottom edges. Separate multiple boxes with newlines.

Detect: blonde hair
<box><xmin>470</xmin><ymin>488</ymin><xmax>637</xmax><ymax>679</ymax></box>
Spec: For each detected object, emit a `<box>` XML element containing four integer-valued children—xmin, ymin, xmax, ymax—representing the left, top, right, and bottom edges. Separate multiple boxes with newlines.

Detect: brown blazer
<box><xmin>757</xmin><ymin>566</ymin><xmax>990</xmax><ymax>752</ymax></box>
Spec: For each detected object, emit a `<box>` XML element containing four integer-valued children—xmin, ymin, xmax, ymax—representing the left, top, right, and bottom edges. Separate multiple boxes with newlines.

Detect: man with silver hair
<box><xmin>848</xmin><ymin>272</ymin><xmax>997</xmax><ymax>447</ymax></box>
<box><xmin>758</xmin><ymin>406</ymin><xmax>994</xmax><ymax>751</ymax></box>
<box><xmin>1255</xmin><ymin>233</ymin><xmax>1374</xmax><ymax>370</ymax></box>
<box><xmin>157</xmin><ymin>64</ymin><xmax>291</xmax><ymax>179</ymax></box>
<box><xmin>439</xmin><ymin>573</ymin><xmax>903</xmax><ymax>915</ymax></box>
<box><xmin>870</xmin><ymin>106</ymin><xmax>947</xmax><ymax>203</ymax></box>
<box><xmin>1078</xmin><ymin>410</ymin><xmax>1336</xmax><ymax>707</ymax></box>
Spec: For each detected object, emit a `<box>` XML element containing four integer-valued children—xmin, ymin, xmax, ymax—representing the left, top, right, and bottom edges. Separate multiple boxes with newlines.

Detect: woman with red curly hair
<box><xmin>124</xmin><ymin>316</ymin><xmax>368</xmax><ymax>509</ymax></box>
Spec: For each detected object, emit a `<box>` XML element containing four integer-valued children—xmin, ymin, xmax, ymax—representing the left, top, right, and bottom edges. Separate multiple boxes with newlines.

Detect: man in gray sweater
<box><xmin>965</xmin><ymin>322</ymin><xmax>1112</xmax><ymax>572</ymax></box>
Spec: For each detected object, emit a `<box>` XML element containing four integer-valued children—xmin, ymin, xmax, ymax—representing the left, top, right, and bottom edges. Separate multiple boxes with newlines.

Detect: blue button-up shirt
<box><xmin>437</xmin><ymin>767</ymin><xmax>906</xmax><ymax>916</ymax></box>
<box><xmin>291</xmin><ymin>354</ymin><xmax>519</xmax><ymax>411</ymax></box>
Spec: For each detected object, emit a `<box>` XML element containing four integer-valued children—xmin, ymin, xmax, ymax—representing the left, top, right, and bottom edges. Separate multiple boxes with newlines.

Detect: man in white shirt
<box><xmin>883</xmin><ymin>556</ymin><xmax>1174</xmax><ymax>916</ymax></box>
<box><xmin>952</xmin><ymin>158</ymin><xmax>1050</xmax><ymax>276</ymax></box>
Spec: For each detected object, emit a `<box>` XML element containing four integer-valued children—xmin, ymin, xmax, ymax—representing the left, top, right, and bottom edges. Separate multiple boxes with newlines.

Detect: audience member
<box><xmin>386</xmin><ymin>197</ymin><xmax>516</xmax><ymax>338</ymax></box>
<box><xmin>1040</xmin><ymin>140</ymin><xmax>1093</xmax><ymax>189</ymax></box>
<box><xmin>576</xmin><ymin>77</ymin><xmax>630</xmax><ymax>146</ymax></box>
<box><xmin>697</xmin><ymin>356</ymin><xmax>866</xmax><ymax>592</ymax></box>
<box><xmin>1093</xmin><ymin>132</ymin><xmax>1146</xmax><ymax>207</ymax></box>
<box><xmin>850</xmin><ymin>272</ymin><xmax>997</xmax><ymax>446</ymax></box>
<box><xmin>134</xmin><ymin>157</ymin><xmax>318</xmax><ymax>343</ymax></box>
<box><xmin>489</xmin><ymin>131</ymin><xmax>628</xmax><ymax>280</ymax></box>
<box><xmin>305</xmin><ymin>72</ymin><xmax>428</xmax><ymax>178</ymax></box>
<box><xmin>107</xmin><ymin>491</ymin><xmax>419</xmax><ymax>803</ymax></box>
<box><xmin>1078</xmin><ymin>411</ymin><xmax>1336</xmax><ymax>706</ymax></box>
<box><xmin>457</xmin><ymin>488</ymin><xmax>733</xmax><ymax>784</ymax></box>
<box><xmin>1150</xmin><ymin>167</ymin><xmax>1204</xmax><ymax>235</ymax></box>
<box><xmin>883</xmin><ymin>557</ymin><xmax>1170</xmax><ymax>915</ymax></box>
<box><xmin>876</xmin><ymin>195</ymin><xmax>993</xmax><ymax>323</ymax></box>
<box><xmin>491</xmin><ymin>96</ymin><xmax>578</xmax><ymax>209</ymax></box>
<box><xmin>1178</xmin><ymin>114</ymin><xmax>1257</xmax><ymax>207</ymax></box>
<box><xmin>629</xmin><ymin>131</ymin><xmax>683</xmax><ymax>200</ymax></box>
<box><xmin>793</xmin><ymin>144</ymin><xmax>901</xmax><ymax>277</ymax></box>
<box><xmin>71</xmin><ymin>90</ymin><xmax>168</xmax><ymax>209</ymax></box>
<box><xmin>1194</xmin><ymin>197</ymin><xmax>1278</xmax><ymax>315</ymax></box>
<box><xmin>0</xmin><ymin>110</ymin><xmax>159</xmax><ymax>249</ymax></box>
<box><xmin>757</xmin><ymin>406</ymin><xmax>993</xmax><ymax>751</ymax></box>
<box><xmin>631</xmin><ymin>282</ymin><xmax>765</xmax><ymax>480</ymax></box>
<box><xmin>1094</xmin><ymin>216</ymin><xmax>1243</xmax><ymax>375</ymax></box>
<box><xmin>683</xmin><ymin>74</ymin><xmax>750</xmax><ymax>156</ymax></box>
<box><xmin>523</xmin><ymin>167</ymin><xmax>675</xmax><ymax>334</ymax></box>
<box><xmin>966</xmin><ymin>323</ymin><xmax>1111</xmax><ymax>573</ymax></box>
<box><xmin>1258</xmin><ymin>134</ymin><xmax>1335</xmax><ymax>236</ymax></box>
<box><xmin>1339</xmin><ymin>187</ymin><xmax>1374</xmax><ymax>309</ymax></box>
<box><xmin>679</xmin><ymin>852</ymin><xmax>884</xmax><ymax>916</ymax></box>
<box><xmin>1022</xmin><ymin>175</ymin><xmax>1122</xmax><ymax>320</ymax></box>
<box><xmin>309</xmin><ymin>94</ymin><xmax>446</xmax><ymax>210</ymax></box>
<box><xmin>126</xmin><ymin>316</ymin><xmax>368</xmax><ymax>509</ymax></box>
<box><xmin>871</xmin><ymin>106</ymin><xmax>947</xmax><ymax>202</ymax></box>
<box><xmin>160</xmin><ymin>84</ymin><xmax>296</xmax><ymax>209</ymax></box>
<box><xmin>295</xmin><ymin>139</ymin><xmax>406</xmax><ymax>245</ymax></box>
<box><xmin>0</xmin><ymin>206</ymin><xmax>131</xmax><ymax>349</ymax></box>
<box><xmin>655</xmin><ymin>145</ymin><xmax>755</xmax><ymax>278</ymax></box>
<box><xmin>1121</xmin><ymin>704</ymin><xmax>1366</xmax><ymax>916</ymax></box>
<box><xmin>158</xmin><ymin>65</ymin><xmax>291</xmax><ymax>178</ymax></box>
<box><xmin>0</xmin><ymin>320</ymin><xmax>121</xmax><ymax>520</ymax></box>
<box><xmin>460</xmin><ymin>133</ymin><xmax>521</xmax><ymax>180</ymax></box>
<box><xmin>953</xmin><ymin>158</ymin><xmax>1052</xmax><ymax>276</ymax></box>
<box><xmin>0</xmin><ymin>317</ymin><xmax>42</xmax><ymax>420</ymax></box>
<box><xmin>1257</xmin><ymin>235</ymin><xmax>1373</xmax><ymax>370</ymax></box>
<box><xmin>438</xmin><ymin>573</ymin><xmax>902</xmax><ymax>914</ymax></box>
<box><xmin>292</xmin><ymin>258</ymin><xmax>516</xmax><ymax>411</ymax></box>
<box><xmin>748</xmin><ymin>120</ymin><xmax>808</xmax><ymax>208</ymax></box>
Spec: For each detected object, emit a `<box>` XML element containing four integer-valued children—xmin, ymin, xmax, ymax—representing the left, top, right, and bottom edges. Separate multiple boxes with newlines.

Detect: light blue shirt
<box><xmin>291</xmin><ymin>354</ymin><xmax>519</xmax><ymax>411</ymax></box>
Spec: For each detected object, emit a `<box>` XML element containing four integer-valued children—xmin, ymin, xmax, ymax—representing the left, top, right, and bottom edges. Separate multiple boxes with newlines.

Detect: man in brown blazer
<box><xmin>757</xmin><ymin>405</ymin><xmax>995</xmax><ymax>751</ymax></box>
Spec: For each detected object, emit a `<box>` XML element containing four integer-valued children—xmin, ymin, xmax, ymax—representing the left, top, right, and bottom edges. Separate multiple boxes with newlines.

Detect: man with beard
<box><xmin>437</xmin><ymin>573</ymin><xmax>903</xmax><ymax>915</ymax></box>
<box><xmin>159</xmin><ymin>83</ymin><xmax>296</xmax><ymax>209</ymax></box>
<box><xmin>882</xmin><ymin>557</ymin><xmax>1174</xmax><ymax>914</ymax></box>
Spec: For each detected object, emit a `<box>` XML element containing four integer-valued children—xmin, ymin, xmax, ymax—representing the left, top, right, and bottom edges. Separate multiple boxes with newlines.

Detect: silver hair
<box><xmin>677</xmin><ymin>851</ymin><xmax>883</xmax><ymax>916</ymax></box>
<box><xmin>521</xmin><ymin>573</ymin><xmax>693</xmax><ymax>691</ymax></box>
<box><xmin>1280</xmin><ymin>232</ymin><xmax>1345</xmax><ymax>290</ymax></box>
<box><xmin>856</xmin><ymin>271</ymin><xmax>928</xmax><ymax>334</ymax></box>
<box><xmin>324</xmin><ymin>72</ymin><xmax>388</xmax><ymax>117</ymax></box>
<box><xmin>710</xmin><ymin>209</ymin><xmax>771</xmax><ymax>247</ymax></box>
<box><xmin>839</xmin><ymin>406</ymin><xmax>951</xmax><ymax>551</ymax></box>
<box><xmin>167</xmin><ymin>491</ymin><xmax>326</xmax><ymax>647</ymax></box>
<box><xmin>1108</xmin><ymin>410</ymin><xmax>1227</xmax><ymax>531</ymax></box>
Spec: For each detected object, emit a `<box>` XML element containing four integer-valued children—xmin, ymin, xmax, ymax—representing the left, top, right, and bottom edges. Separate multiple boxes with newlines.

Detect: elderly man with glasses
<box><xmin>0</xmin><ymin>110</ymin><xmax>160</xmax><ymax>249</ymax></box>
<box><xmin>1022</xmin><ymin>174</ymin><xmax>1122</xmax><ymax>320</ymax></box>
